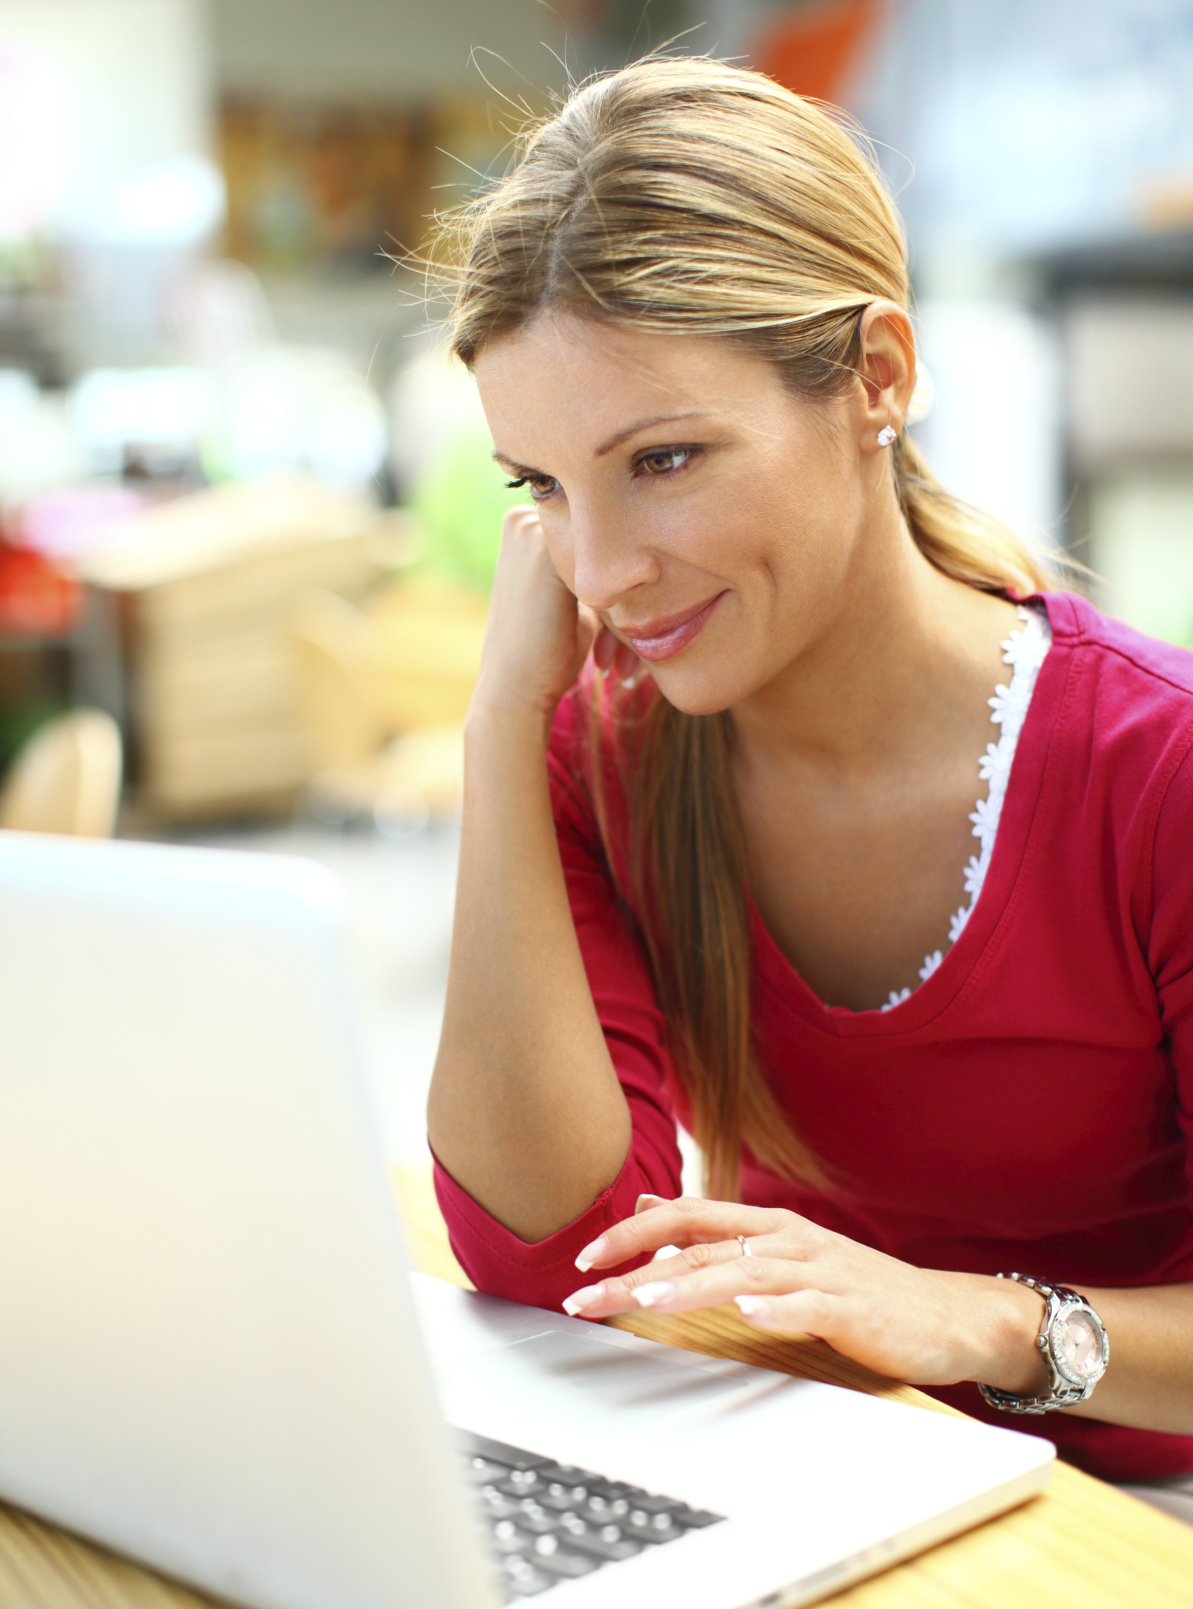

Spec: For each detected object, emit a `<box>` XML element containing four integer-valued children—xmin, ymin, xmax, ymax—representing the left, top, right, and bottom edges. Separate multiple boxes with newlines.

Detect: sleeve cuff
<box><xmin>432</xmin><ymin>1148</ymin><xmax>656</xmax><ymax>1314</ymax></box>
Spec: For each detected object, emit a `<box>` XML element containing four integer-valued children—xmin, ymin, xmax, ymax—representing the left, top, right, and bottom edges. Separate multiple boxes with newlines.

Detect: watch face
<box><xmin>1054</xmin><ymin>1308</ymin><xmax>1105</xmax><ymax>1382</ymax></box>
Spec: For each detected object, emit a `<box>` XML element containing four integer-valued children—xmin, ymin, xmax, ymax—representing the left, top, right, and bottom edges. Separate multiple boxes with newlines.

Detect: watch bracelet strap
<box><xmin>977</xmin><ymin>1380</ymin><xmax>1089</xmax><ymax>1415</ymax></box>
<box><xmin>976</xmin><ymin>1272</ymin><xmax>1102</xmax><ymax>1416</ymax></box>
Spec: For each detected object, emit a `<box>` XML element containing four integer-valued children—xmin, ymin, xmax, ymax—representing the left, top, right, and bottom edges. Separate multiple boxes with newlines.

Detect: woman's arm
<box><xmin>559</xmin><ymin>1198</ymin><xmax>1193</xmax><ymax>1434</ymax></box>
<box><xmin>427</xmin><ymin>509</ymin><xmax>633</xmax><ymax>1242</ymax></box>
<box><xmin>1064</xmin><ymin>1282</ymin><xmax>1193</xmax><ymax>1433</ymax></box>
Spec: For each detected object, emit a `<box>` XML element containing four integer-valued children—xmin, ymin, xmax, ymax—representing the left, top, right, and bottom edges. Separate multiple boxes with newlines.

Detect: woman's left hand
<box><xmin>562</xmin><ymin>1196</ymin><xmax>1048</xmax><ymax>1392</ymax></box>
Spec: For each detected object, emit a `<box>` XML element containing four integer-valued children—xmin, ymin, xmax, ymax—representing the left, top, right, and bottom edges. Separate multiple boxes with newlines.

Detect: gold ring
<box><xmin>737</xmin><ymin>1235</ymin><xmax>752</xmax><ymax>1257</ymax></box>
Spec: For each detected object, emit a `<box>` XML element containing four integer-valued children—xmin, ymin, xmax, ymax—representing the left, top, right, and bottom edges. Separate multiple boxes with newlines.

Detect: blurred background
<box><xmin>1</xmin><ymin>0</ymin><xmax>1191</xmax><ymax>1262</ymax></box>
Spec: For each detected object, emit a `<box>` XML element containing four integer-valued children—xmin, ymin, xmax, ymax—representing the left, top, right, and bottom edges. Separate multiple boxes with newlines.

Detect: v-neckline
<box><xmin>747</xmin><ymin>592</ymin><xmax>1071</xmax><ymax>1039</ymax></box>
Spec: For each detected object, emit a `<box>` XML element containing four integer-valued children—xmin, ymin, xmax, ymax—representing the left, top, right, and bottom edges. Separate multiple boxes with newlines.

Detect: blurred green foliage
<box><xmin>407</xmin><ymin>419</ymin><xmax>529</xmax><ymax>595</ymax></box>
<box><xmin>0</xmin><ymin>697</ymin><xmax>63</xmax><ymax>777</ymax></box>
<box><xmin>606</xmin><ymin>0</ymin><xmax>689</xmax><ymax>53</ymax></box>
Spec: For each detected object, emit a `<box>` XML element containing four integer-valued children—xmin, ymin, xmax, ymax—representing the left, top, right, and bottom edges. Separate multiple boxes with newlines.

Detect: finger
<box><xmin>734</xmin><ymin>1287</ymin><xmax>845</xmax><ymax>1341</ymax></box>
<box><xmin>575</xmin><ymin>1197</ymin><xmax>788</xmax><ymax>1271</ymax></box>
<box><xmin>618</xmin><ymin>1222</ymin><xmax>799</xmax><ymax>1288</ymax></box>
<box><xmin>635</xmin><ymin>1193</ymin><xmax>668</xmax><ymax>1214</ymax></box>
<box><xmin>563</xmin><ymin>1253</ymin><xmax>818</xmax><ymax>1320</ymax></box>
<box><xmin>576</xmin><ymin>604</ymin><xmax>600</xmax><ymax>659</ymax></box>
<box><xmin>592</xmin><ymin>623</ymin><xmax>618</xmax><ymax>673</ymax></box>
<box><xmin>617</xmin><ymin>1236</ymin><xmax>754</xmax><ymax>1289</ymax></box>
<box><xmin>570</xmin><ymin>1227</ymin><xmax>796</xmax><ymax>1312</ymax></box>
<box><xmin>612</xmin><ymin>639</ymin><xmax>640</xmax><ymax>684</ymax></box>
<box><xmin>501</xmin><ymin>504</ymin><xmax>540</xmax><ymax>539</ymax></box>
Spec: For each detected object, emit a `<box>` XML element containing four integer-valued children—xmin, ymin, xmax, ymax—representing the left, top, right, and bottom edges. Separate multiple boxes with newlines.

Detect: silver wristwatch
<box><xmin>978</xmin><ymin>1273</ymin><xmax>1110</xmax><ymax>1415</ymax></box>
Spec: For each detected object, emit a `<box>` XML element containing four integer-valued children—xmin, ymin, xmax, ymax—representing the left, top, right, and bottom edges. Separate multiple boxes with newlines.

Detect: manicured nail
<box><xmin>621</xmin><ymin>676</ymin><xmax>635</xmax><ymax>688</ymax></box>
<box><xmin>575</xmin><ymin>1236</ymin><xmax>607</xmax><ymax>1273</ymax></box>
<box><xmin>562</xmin><ymin>1284</ymin><xmax>604</xmax><ymax>1316</ymax></box>
<box><xmin>633</xmin><ymin>1281</ymin><xmax>676</xmax><ymax>1309</ymax></box>
<box><xmin>734</xmin><ymin>1295</ymin><xmax>773</xmax><ymax>1320</ymax></box>
<box><xmin>635</xmin><ymin>1193</ymin><xmax>666</xmax><ymax>1214</ymax></box>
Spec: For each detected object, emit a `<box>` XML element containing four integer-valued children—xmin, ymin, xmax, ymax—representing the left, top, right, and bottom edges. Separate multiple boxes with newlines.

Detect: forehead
<box><xmin>472</xmin><ymin>311</ymin><xmax>785</xmax><ymax>458</ymax></box>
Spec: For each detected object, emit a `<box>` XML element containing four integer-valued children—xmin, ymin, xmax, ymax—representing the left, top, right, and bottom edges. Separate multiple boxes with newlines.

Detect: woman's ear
<box><xmin>854</xmin><ymin>301</ymin><xmax>917</xmax><ymax>451</ymax></box>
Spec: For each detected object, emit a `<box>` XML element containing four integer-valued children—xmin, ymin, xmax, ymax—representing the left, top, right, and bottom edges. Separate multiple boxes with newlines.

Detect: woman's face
<box><xmin>473</xmin><ymin>310</ymin><xmax>897</xmax><ymax>715</ymax></box>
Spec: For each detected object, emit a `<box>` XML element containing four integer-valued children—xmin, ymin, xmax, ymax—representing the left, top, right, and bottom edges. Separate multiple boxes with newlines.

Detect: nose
<box><xmin>565</xmin><ymin>502</ymin><xmax>661</xmax><ymax>614</ymax></box>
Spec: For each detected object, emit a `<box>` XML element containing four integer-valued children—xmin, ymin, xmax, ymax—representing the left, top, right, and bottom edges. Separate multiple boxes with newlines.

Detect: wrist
<box><xmin>465</xmin><ymin>688</ymin><xmax>556</xmax><ymax>755</ymax></box>
<box><xmin>960</xmin><ymin>1274</ymin><xmax>1050</xmax><ymax>1395</ymax></box>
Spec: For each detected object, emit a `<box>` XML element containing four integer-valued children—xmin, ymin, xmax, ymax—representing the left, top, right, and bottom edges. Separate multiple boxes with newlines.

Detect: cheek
<box><xmin>738</xmin><ymin>463</ymin><xmax>857</xmax><ymax>589</ymax></box>
<box><xmin>646</xmin><ymin>483</ymin><xmax>756</xmax><ymax>576</ymax></box>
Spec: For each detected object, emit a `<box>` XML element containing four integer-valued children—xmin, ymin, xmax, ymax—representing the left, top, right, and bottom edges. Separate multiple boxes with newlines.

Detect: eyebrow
<box><xmin>491</xmin><ymin>411</ymin><xmax>711</xmax><ymax>477</ymax></box>
<box><xmin>594</xmin><ymin>411</ymin><xmax>709</xmax><ymax>456</ymax></box>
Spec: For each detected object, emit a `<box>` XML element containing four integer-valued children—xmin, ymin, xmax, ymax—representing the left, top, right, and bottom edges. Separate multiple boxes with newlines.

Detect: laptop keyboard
<box><xmin>454</xmin><ymin>1429</ymin><xmax>725</xmax><ymax>1600</ymax></box>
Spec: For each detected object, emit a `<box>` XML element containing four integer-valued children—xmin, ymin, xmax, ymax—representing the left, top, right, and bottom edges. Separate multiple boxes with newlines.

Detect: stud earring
<box><xmin>877</xmin><ymin>425</ymin><xmax>897</xmax><ymax>447</ymax></box>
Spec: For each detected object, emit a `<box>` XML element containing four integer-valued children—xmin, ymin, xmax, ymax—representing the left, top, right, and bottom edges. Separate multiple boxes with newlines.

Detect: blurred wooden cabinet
<box><xmin>79</xmin><ymin>478</ymin><xmax>410</xmax><ymax>821</ymax></box>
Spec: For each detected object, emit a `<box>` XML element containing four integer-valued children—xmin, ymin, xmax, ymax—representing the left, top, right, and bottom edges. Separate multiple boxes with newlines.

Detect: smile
<box><xmin>617</xmin><ymin>592</ymin><xmax>727</xmax><ymax>662</ymax></box>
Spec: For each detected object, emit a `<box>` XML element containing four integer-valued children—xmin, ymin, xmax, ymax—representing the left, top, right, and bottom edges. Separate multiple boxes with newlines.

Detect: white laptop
<box><xmin>0</xmin><ymin>832</ymin><xmax>1054</xmax><ymax>1609</ymax></box>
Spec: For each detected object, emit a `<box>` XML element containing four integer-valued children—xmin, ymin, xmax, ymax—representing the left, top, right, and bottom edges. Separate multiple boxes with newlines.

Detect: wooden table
<box><xmin>1</xmin><ymin>1271</ymin><xmax>1192</xmax><ymax>1607</ymax></box>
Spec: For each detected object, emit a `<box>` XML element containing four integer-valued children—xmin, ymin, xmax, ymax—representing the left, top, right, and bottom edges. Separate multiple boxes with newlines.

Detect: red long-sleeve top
<box><xmin>434</xmin><ymin>592</ymin><xmax>1193</xmax><ymax>1481</ymax></box>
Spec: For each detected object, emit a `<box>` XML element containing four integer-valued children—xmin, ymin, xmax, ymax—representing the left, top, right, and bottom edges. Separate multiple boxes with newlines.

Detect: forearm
<box><xmin>1059</xmin><ymin>1282</ymin><xmax>1193</xmax><ymax>1434</ymax></box>
<box><xmin>427</xmin><ymin>703</ymin><xmax>631</xmax><ymax>1242</ymax></box>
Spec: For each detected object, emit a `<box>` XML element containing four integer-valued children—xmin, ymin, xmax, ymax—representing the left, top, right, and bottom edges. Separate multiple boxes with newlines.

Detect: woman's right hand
<box><xmin>434</xmin><ymin>504</ymin><xmax>637</xmax><ymax>1239</ymax></box>
<box><xmin>472</xmin><ymin>506</ymin><xmax>641</xmax><ymax>727</ymax></box>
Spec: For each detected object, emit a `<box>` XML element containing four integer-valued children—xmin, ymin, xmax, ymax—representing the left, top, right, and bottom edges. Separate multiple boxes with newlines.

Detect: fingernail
<box><xmin>562</xmin><ymin>1284</ymin><xmax>604</xmax><ymax>1316</ymax></box>
<box><xmin>621</xmin><ymin>676</ymin><xmax>635</xmax><ymax>688</ymax></box>
<box><xmin>575</xmin><ymin>1236</ymin><xmax>607</xmax><ymax>1273</ymax></box>
<box><xmin>734</xmin><ymin>1295</ymin><xmax>772</xmax><ymax>1320</ymax></box>
<box><xmin>635</xmin><ymin>1193</ymin><xmax>666</xmax><ymax>1214</ymax></box>
<box><xmin>633</xmin><ymin>1281</ymin><xmax>676</xmax><ymax>1309</ymax></box>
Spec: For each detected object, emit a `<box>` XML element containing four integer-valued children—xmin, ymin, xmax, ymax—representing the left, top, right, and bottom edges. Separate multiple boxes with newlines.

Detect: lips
<box><xmin>617</xmin><ymin>591</ymin><xmax>726</xmax><ymax>663</ymax></box>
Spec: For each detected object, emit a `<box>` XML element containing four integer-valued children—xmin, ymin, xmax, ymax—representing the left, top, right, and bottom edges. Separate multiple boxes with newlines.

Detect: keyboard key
<box><xmin>502</xmin><ymin>1556</ymin><xmax>555</xmax><ymax>1598</ymax></box>
<box><xmin>534</xmin><ymin>1462</ymin><xmax>587</xmax><ymax>1483</ymax></box>
<box><xmin>533</xmin><ymin>1548</ymin><xmax>600</xmax><ymax>1580</ymax></box>
<box><xmin>479</xmin><ymin>1483</ymin><xmax>516</xmax><ymax>1503</ymax></box>
<box><xmin>455</xmin><ymin>1430</ymin><xmax>550</xmax><ymax>1472</ymax></box>
<box><xmin>626</xmin><ymin>1509</ymin><xmax>685</xmax><ymax>1544</ymax></box>
<box><xmin>461</xmin><ymin>1455</ymin><xmax>514</xmax><ymax>1483</ymax></box>
<box><xmin>679</xmin><ymin>1508</ymin><xmax>723</xmax><ymax>1529</ymax></box>
<box><xmin>491</xmin><ymin>1520</ymin><xmax>532</xmax><ymax>1555</ymax></box>
<box><xmin>567</xmin><ymin>1527</ymin><xmax>645</xmax><ymax>1563</ymax></box>
<box><xmin>619</xmin><ymin>1490</ymin><xmax>685</xmax><ymax>1513</ymax></box>
<box><xmin>540</xmin><ymin>1483</ymin><xmax>589</xmax><ymax>1510</ymax></box>
<box><xmin>513</xmin><ymin>1502</ymin><xmax>560</xmax><ymax>1535</ymax></box>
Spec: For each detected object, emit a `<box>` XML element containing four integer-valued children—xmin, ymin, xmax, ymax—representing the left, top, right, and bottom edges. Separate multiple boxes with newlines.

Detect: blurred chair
<box><xmin>0</xmin><ymin>710</ymin><xmax>123</xmax><ymax>837</ymax></box>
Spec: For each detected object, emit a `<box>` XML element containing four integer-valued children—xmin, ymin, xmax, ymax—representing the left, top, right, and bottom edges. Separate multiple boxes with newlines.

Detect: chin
<box><xmin>648</xmin><ymin>661</ymin><xmax>758</xmax><ymax>717</ymax></box>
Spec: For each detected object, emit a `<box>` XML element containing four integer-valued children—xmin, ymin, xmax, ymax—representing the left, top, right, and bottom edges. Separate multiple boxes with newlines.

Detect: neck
<box><xmin>729</xmin><ymin>514</ymin><xmax>1019</xmax><ymax>783</ymax></box>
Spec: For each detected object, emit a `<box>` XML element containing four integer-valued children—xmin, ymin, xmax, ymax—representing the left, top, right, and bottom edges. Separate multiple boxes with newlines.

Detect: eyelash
<box><xmin>504</xmin><ymin>474</ymin><xmax>558</xmax><ymax>500</ymax></box>
<box><xmin>505</xmin><ymin>445</ymin><xmax>701</xmax><ymax>501</ymax></box>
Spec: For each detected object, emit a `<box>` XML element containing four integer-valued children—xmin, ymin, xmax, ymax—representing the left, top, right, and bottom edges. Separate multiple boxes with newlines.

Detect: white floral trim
<box><xmin>882</xmin><ymin>605</ymin><xmax>1051</xmax><ymax>1011</ymax></box>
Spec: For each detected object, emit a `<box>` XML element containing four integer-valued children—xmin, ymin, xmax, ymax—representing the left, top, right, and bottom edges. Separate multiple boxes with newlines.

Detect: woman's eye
<box><xmin>636</xmin><ymin>447</ymin><xmax>695</xmax><ymax>477</ymax></box>
<box><xmin>505</xmin><ymin>474</ymin><xmax>559</xmax><ymax>501</ymax></box>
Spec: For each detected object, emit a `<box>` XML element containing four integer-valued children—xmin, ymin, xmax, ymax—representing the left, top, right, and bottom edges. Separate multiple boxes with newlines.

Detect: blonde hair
<box><xmin>439</xmin><ymin>58</ymin><xmax>1052</xmax><ymax>1196</ymax></box>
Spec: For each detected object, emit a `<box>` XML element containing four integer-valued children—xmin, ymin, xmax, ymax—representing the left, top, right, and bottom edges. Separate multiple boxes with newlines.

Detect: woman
<box><xmin>425</xmin><ymin>57</ymin><xmax>1193</xmax><ymax>1506</ymax></box>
